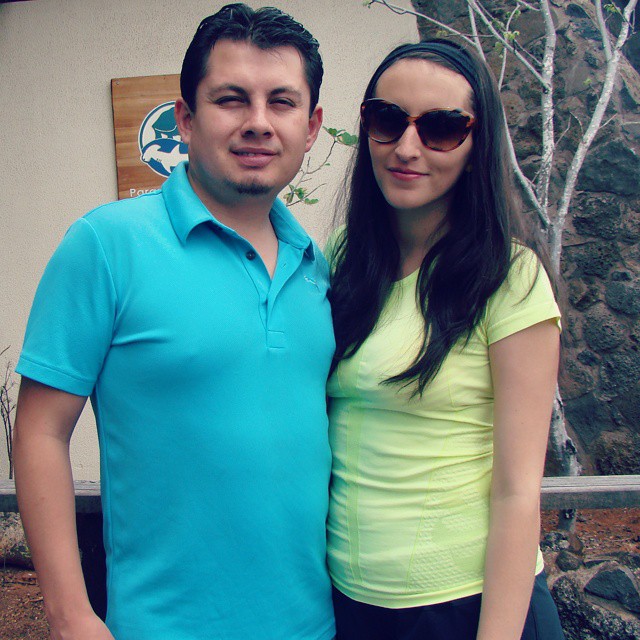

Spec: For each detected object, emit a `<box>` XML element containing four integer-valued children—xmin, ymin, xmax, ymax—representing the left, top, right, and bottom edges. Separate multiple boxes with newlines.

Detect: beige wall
<box><xmin>0</xmin><ymin>0</ymin><xmax>417</xmax><ymax>479</ymax></box>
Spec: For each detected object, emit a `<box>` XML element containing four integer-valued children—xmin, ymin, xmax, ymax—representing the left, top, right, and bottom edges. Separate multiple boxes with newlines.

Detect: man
<box><xmin>13</xmin><ymin>4</ymin><xmax>335</xmax><ymax>639</ymax></box>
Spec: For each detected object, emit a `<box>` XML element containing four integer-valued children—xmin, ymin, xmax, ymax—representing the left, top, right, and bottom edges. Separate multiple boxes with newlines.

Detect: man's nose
<box><xmin>241</xmin><ymin>104</ymin><xmax>275</xmax><ymax>137</ymax></box>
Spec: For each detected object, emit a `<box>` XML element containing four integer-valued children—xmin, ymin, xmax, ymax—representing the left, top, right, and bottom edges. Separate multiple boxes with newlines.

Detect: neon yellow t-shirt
<box><xmin>327</xmin><ymin>247</ymin><xmax>560</xmax><ymax>608</ymax></box>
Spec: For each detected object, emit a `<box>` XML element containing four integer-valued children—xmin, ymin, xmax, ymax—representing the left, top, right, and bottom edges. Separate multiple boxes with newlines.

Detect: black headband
<box><xmin>367</xmin><ymin>40</ymin><xmax>481</xmax><ymax>109</ymax></box>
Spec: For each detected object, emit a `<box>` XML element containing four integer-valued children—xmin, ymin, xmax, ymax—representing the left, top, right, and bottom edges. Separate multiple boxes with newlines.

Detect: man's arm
<box><xmin>13</xmin><ymin>377</ymin><xmax>114</xmax><ymax>640</ymax></box>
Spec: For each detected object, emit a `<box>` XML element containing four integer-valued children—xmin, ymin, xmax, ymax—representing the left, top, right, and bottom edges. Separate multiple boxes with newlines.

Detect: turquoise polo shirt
<box><xmin>17</xmin><ymin>162</ymin><xmax>336</xmax><ymax>640</ymax></box>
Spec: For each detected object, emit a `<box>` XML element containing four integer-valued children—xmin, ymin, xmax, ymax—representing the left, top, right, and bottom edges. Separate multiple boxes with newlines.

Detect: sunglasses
<box><xmin>360</xmin><ymin>99</ymin><xmax>476</xmax><ymax>152</ymax></box>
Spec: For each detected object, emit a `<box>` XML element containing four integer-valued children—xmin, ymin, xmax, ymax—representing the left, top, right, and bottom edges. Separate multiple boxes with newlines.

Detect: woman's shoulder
<box><xmin>482</xmin><ymin>242</ymin><xmax>560</xmax><ymax>342</ymax></box>
<box><xmin>505</xmin><ymin>242</ymin><xmax>553</xmax><ymax>292</ymax></box>
<box><xmin>509</xmin><ymin>241</ymin><xmax>541</xmax><ymax>271</ymax></box>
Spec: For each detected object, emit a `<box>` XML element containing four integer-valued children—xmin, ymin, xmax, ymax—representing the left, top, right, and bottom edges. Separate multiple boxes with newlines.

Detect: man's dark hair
<box><xmin>181</xmin><ymin>3</ymin><xmax>323</xmax><ymax>114</ymax></box>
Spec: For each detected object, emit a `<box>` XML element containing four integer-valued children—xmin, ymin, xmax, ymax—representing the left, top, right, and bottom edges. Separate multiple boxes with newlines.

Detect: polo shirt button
<box><xmin>246</xmin><ymin>250</ymin><xmax>256</xmax><ymax>260</ymax></box>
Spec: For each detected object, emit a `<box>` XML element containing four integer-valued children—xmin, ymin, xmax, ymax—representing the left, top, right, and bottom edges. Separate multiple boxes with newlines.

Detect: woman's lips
<box><xmin>388</xmin><ymin>167</ymin><xmax>426</xmax><ymax>181</ymax></box>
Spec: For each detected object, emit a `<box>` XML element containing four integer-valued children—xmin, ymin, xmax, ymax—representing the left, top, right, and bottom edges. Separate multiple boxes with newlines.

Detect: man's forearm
<box><xmin>14</xmin><ymin>428</ymin><xmax>95</xmax><ymax>627</ymax></box>
<box><xmin>11</xmin><ymin>378</ymin><xmax>112</xmax><ymax>638</ymax></box>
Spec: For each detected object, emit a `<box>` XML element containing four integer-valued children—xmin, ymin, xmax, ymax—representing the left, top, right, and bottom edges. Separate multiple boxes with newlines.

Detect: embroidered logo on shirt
<box><xmin>304</xmin><ymin>275</ymin><xmax>320</xmax><ymax>291</ymax></box>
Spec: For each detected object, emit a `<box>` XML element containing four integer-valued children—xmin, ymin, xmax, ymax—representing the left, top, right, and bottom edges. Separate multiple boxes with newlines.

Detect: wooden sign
<box><xmin>111</xmin><ymin>74</ymin><xmax>188</xmax><ymax>199</ymax></box>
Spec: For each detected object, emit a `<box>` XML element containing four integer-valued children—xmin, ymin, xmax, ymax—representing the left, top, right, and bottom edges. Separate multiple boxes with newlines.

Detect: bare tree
<box><xmin>285</xmin><ymin>128</ymin><xmax>358</xmax><ymax>207</ymax></box>
<box><xmin>363</xmin><ymin>0</ymin><xmax>639</xmax><ymax>485</ymax></box>
<box><xmin>1</xmin><ymin>347</ymin><xmax>16</xmax><ymax>480</ymax></box>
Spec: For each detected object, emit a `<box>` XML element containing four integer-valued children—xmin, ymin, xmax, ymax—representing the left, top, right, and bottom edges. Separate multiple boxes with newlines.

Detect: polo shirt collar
<box><xmin>162</xmin><ymin>162</ymin><xmax>219</xmax><ymax>243</ymax></box>
<box><xmin>269</xmin><ymin>197</ymin><xmax>316</xmax><ymax>260</ymax></box>
<box><xmin>163</xmin><ymin>162</ymin><xmax>315</xmax><ymax>260</ymax></box>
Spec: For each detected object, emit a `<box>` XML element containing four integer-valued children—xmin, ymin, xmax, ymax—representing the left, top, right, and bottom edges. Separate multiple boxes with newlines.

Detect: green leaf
<box><xmin>304</xmin><ymin>198</ymin><xmax>319</xmax><ymax>205</ymax></box>
<box><xmin>338</xmin><ymin>132</ymin><xmax>359</xmax><ymax>146</ymax></box>
<box><xmin>324</xmin><ymin>127</ymin><xmax>338</xmax><ymax>137</ymax></box>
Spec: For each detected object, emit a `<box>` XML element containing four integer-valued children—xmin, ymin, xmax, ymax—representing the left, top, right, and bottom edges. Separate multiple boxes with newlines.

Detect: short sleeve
<box><xmin>484</xmin><ymin>247</ymin><xmax>561</xmax><ymax>346</ymax></box>
<box><xmin>16</xmin><ymin>218</ymin><xmax>117</xmax><ymax>396</ymax></box>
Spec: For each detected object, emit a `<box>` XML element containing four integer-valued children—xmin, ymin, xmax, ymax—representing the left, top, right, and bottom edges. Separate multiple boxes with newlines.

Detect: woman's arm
<box><xmin>476</xmin><ymin>319</ymin><xmax>560</xmax><ymax>640</ymax></box>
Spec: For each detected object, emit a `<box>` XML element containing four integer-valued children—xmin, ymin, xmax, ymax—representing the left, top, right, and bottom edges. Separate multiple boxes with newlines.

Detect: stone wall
<box><xmin>542</xmin><ymin>530</ymin><xmax>640</xmax><ymax>639</ymax></box>
<box><xmin>557</xmin><ymin>3</ymin><xmax>640</xmax><ymax>475</ymax></box>
<box><xmin>411</xmin><ymin>0</ymin><xmax>640</xmax><ymax>473</ymax></box>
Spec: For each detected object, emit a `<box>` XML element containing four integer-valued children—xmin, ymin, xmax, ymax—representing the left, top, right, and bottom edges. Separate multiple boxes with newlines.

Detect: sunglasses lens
<box><xmin>362</xmin><ymin>102</ymin><xmax>407</xmax><ymax>143</ymax></box>
<box><xmin>362</xmin><ymin>101</ymin><xmax>474</xmax><ymax>150</ymax></box>
<box><xmin>417</xmin><ymin>110</ymin><xmax>471</xmax><ymax>151</ymax></box>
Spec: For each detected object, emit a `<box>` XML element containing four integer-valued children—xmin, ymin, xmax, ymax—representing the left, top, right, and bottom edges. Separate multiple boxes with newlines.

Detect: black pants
<box><xmin>333</xmin><ymin>572</ymin><xmax>565</xmax><ymax>640</ymax></box>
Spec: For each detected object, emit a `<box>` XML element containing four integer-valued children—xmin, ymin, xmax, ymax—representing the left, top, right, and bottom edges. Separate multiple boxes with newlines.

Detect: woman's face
<box><xmin>368</xmin><ymin>58</ymin><xmax>474</xmax><ymax>220</ymax></box>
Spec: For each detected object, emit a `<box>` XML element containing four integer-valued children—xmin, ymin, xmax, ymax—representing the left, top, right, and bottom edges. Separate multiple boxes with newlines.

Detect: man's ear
<box><xmin>305</xmin><ymin>105</ymin><xmax>323</xmax><ymax>153</ymax></box>
<box><xmin>175</xmin><ymin>98</ymin><xmax>193</xmax><ymax>145</ymax></box>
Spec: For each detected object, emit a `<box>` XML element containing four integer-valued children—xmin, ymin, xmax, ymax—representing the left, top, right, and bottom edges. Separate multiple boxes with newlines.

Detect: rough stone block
<box><xmin>569</xmin><ymin>241</ymin><xmax>620</xmax><ymax>279</ymax></box>
<box><xmin>593</xmin><ymin>431</ymin><xmax>640</xmax><ymax>475</ymax></box>
<box><xmin>0</xmin><ymin>512</ymin><xmax>33</xmax><ymax>569</ymax></box>
<box><xmin>557</xmin><ymin>550</ymin><xmax>583</xmax><ymax>571</ymax></box>
<box><xmin>565</xmin><ymin>393</ymin><xmax>613</xmax><ymax>446</ymax></box>
<box><xmin>553</xmin><ymin>574</ymin><xmax>640</xmax><ymax>640</ymax></box>
<box><xmin>583</xmin><ymin>310</ymin><xmax>626</xmax><ymax>352</ymax></box>
<box><xmin>599</xmin><ymin>352</ymin><xmax>640</xmax><ymax>396</ymax></box>
<box><xmin>573</xmin><ymin>193</ymin><xmax>624</xmax><ymax>241</ymax></box>
<box><xmin>605</xmin><ymin>279</ymin><xmax>640</xmax><ymax>316</ymax></box>
<box><xmin>585</xmin><ymin>566</ymin><xmax>640</xmax><ymax>614</ymax></box>
<box><xmin>577</xmin><ymin>140</ymin><xmax>640</xmax><ymax>196</ymax></box>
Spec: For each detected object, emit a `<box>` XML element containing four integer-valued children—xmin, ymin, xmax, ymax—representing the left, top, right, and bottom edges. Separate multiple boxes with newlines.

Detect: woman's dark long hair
<box><xmin>330</xmin><ymin>40</ymin><xmax>552</xmax><ymax>395</ymax></box>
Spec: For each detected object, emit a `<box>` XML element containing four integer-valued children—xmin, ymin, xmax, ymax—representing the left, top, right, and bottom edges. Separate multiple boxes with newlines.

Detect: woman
<box><xmin>327</xmin><ymin>40</ymin><xmax>565</xmax><ymax>640</ymax></box>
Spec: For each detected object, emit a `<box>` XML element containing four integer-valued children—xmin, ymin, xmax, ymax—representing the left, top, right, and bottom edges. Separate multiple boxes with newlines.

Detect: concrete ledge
<box><xmin>540</xmin><ymin>474</ymin><xmax>640</xmax><ymax>509</ymax></box>
<box><xmin>0</xmin><ymin>480</ymin><xmax>101</xmax><ymax>513</ymax></box>
<box><xmin>2</xmin><ymin>475</ymin><xmax>640</xmax><ymax>513</ymax></box>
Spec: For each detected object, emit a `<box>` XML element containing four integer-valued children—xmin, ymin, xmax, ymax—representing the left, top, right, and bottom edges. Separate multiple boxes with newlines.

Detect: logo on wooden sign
<box><xmin>112</xmin><ymin>74</ymin><xmax>188</xmax><ymax>199</ymax></box>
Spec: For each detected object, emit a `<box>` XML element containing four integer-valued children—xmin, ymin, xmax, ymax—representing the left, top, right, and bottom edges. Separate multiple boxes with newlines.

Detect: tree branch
<box><xmin>552</xmin><ymin>0</ymin><xmax>638</xmax><ymax>271</ymax></box>
<box><xmin>595</xmin><ymin>0</ymin><xmax>613</xmax><ymax>60</ymax></box>
<box><xmin>534</xmin><ymin>0</ymin><xmax>557</xmax><ymax>225</ymax></box>
<box><xmin>468</xmin><ymin>2</ymin><xmax>486</xmax><ymax>57</ymax></box>
<box><xmin>467</xmin><ymin>0</ymin><xmax>548</xmax><ymax>85</ymax></box>
<box><xmin>367</xmin><ymin>0</ymin><xmax>479</xmax><ymax>46</ymax></box>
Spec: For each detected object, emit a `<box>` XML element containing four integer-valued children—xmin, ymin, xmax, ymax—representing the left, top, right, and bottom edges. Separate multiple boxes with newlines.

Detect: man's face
<box><xmin>176</xmin><ymin>39</ymin><xmax>322</xmax><ymax>209</ymax></box>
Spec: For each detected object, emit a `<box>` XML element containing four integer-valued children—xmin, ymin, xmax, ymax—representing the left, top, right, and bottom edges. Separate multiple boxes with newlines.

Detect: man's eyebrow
<box><xmin>205</xmin><ymin>84</ymin><xmax>304</xmax><ymax>102</ymax></box>
<box><xmin>270</xmin><ymin>87</ymin><xmax>304</xmax><ymax>101</ymax></box>
<box><xmin>206</xmin><ymin>84</ymin><xmax>248</xmax><ymax>98</ymax></box>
